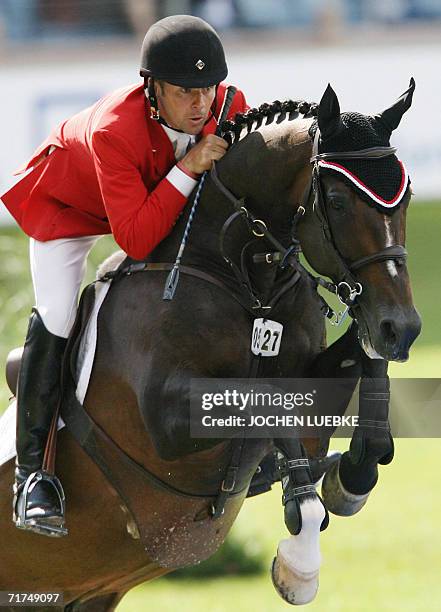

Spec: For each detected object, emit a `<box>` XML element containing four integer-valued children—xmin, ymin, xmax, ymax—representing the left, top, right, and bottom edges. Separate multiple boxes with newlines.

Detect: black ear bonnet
<box><xmin>309</xmin><ymin>79</ymin><xmax>415</xmax><ymax>211</ymax></box>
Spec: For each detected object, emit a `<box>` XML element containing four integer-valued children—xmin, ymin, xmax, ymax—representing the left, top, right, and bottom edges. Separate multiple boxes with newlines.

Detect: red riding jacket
<box><xmin>1</xmin><ymin>82</ymin><xmax>247</xmax><ymax>260</ymax></box>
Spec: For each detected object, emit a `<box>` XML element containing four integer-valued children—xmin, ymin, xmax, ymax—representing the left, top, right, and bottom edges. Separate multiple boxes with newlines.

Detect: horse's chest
<box><xmin>206</xmin><ymin>316</ymin><xmax>315</xmax><ymax>377</ymax></box>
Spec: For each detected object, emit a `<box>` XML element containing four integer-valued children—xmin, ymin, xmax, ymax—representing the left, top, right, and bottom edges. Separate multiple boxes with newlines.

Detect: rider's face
<box><xmin>154</xmin><ymin>80</ymin><xmax>216</xmax><ymax>135</ymax></box>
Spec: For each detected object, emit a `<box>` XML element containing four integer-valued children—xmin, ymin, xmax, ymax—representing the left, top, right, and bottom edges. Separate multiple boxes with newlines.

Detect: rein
<box><xmin>163</xmin><ymin>85</ymin><xmax>238</xmax><ymax>301</ymax></box>
<box><xmin>211</xmin><ymin>163</ymin><xmax>304</xmax><ymax>311</ymax></box>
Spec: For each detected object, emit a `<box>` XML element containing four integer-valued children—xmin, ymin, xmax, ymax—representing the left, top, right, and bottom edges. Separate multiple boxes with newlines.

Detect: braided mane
<box><xmin>220</xmin><ymin>99</ymin><xmax>318</xmax><ymax>144</ymax></box>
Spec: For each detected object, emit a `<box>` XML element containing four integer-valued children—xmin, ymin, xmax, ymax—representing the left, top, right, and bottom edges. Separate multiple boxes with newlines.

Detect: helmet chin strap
<box><xmin>145</xmin><ymin>77</ymin><xmax>160</xmax><ymax>121</ymax></box>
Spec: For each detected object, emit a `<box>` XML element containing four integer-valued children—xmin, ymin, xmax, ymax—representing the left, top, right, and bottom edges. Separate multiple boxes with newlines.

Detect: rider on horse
<box><xmin>0</xmin><ymin>15</ymin><xmax>248</xmax><ymax>538</ymax></box>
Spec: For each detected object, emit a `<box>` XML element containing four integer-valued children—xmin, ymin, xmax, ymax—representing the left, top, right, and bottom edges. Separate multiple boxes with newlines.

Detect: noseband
<box><xmin>307</xmin><ymin>128</ymin><xmax>408</xmax><ymax>324</ymax></box>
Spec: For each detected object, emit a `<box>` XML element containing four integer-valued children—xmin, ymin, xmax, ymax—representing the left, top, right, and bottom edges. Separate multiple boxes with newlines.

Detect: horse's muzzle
<box><xmin>366</xmin><ymin>306</ymin><xmax>422</xmax><ymax>362</ymax></box>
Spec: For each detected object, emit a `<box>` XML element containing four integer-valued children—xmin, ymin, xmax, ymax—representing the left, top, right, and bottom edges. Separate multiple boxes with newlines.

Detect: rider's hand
<box><xmin>180</xmin><ymin>134</ymin><xmax>228</xmax><ymax>176</ymax></box>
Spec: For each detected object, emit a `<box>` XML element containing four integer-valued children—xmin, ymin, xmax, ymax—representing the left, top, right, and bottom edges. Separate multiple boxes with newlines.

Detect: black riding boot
<box><xmin>13</xmin><ymin>308</ymin><xmax>68</xmax><ymax>537</ymax></box>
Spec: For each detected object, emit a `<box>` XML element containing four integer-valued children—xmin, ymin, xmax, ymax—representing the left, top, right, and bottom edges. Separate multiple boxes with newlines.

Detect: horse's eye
<box><xmin>328</xmin><ymin>198</ymin><xmax>344</xmax><ymax>211</ymax></box>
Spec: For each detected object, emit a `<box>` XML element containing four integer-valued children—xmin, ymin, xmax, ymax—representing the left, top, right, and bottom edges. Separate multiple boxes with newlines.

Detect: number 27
<box><xmin>261</xmin><ymin>330</ymin><xmax>279</xmax><ymax>351</ymax></box>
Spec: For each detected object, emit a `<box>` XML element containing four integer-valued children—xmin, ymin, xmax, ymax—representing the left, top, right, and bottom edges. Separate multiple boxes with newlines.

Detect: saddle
<box><xmin>5</xmin><ymin>347</ymin><xmax>23</xmax><ymax>398</ymax></box>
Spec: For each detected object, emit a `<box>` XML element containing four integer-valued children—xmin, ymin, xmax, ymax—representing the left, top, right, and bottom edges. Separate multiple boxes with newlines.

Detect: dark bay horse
<box><xmin>0</xmin><ymin>82</ymin><xmax>420</xmax><ymax>610</ymax></box>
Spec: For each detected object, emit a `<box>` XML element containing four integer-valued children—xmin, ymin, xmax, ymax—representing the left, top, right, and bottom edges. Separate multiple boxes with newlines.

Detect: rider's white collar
<box><xmin>160</xmin><ymin>124</ymin><xmax>196</xmax><ymax>161</ymax></box>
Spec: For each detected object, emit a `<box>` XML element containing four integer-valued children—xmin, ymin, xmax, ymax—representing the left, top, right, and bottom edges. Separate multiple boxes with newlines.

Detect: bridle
<box><xmin>307</xmin><ymin>128</ymin><xmax>408</xmax><ymax>324</ymax></box>
<box><xmin>211</xmin><ymin>163</ymin><xmax>304</xmax><ymax>311</ymax></box>
<box><xmin>206</xmin><ymin>126</ymin><xmax>408</xmax><ymax>324</ymax></box>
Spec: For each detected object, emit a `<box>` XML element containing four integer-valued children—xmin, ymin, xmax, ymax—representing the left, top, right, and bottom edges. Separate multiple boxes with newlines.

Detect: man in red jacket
<box><xmin>1</xmin><ymin>14</ymin><xmax>248</xmax><ymax>537</ymax></box>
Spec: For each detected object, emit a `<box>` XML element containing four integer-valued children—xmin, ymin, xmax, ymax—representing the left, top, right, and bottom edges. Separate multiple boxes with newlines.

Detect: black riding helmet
<box><xmin>140</xmin><ymin>15</ymin><xmax>228</xmax><ymax>88</ymax></box>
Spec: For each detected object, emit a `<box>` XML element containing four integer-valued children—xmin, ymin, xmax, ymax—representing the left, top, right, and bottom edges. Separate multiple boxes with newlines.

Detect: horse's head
<box><xmin>298</xmin><ymin>80</ymin><xmax>421</xmax><ymax>361</ymax></box>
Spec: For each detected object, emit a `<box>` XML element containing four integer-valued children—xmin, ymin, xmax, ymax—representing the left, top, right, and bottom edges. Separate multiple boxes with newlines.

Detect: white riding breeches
<box><xmin>29</xmin><ymin>236</ymin><xmax>101</xmax><ymax>338</ymax></box>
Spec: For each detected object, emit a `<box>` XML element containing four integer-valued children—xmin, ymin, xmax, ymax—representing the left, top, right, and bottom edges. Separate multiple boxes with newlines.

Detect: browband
<box><xmin>312</xmin><ymin>146</ymin><xmax>397</xmax><ymax>162</ymax></box>
<box><xmin>311</xmin><ymin>127</ymin><xmax>397</xmax><ymax>162</ymax></box>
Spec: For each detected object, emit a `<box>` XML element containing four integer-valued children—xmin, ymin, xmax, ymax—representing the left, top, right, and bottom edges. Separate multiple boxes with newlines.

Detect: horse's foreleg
<box><xmin>249</xmin><ymin>324</ymin><xmax>362</xmax><ymax>497</ymax></box>
<box><xmin>322</xmin><ymin>355</ymin><xmax>394</xmax><ymax>516</ymax></box>
<box><xmin>271</xmin><ymin>437</ymin><xmax>328</xmax><ymax>605</ymax></box>
<box><xmin>307</xmin><ymin>321</ymin><xmax>362</xmax><ymax>379</ymax></box>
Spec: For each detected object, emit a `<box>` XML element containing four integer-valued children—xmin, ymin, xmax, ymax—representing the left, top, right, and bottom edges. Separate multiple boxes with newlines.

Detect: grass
<box><xmin>118</xmin><ymin>440</ymin><xmax>441</xmax><ymax>612</ymax></box>
<box><xmin>0</xmin><ymin>202</ymin><xmax>440</xmax><ymax>610</ymax></box>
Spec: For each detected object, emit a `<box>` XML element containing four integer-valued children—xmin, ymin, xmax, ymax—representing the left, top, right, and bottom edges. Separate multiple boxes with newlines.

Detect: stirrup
<box><xmin>13</xmin><ymin>470</ymin><xmax>68</xmax><ymax>538</ymax></box>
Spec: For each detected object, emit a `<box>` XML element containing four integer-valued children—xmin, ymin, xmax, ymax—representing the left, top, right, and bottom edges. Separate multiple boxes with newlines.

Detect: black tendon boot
<box><xmin>13</xmin><ymin>308</ymin><xmax>68</xmax><ymax>537</ymax></box>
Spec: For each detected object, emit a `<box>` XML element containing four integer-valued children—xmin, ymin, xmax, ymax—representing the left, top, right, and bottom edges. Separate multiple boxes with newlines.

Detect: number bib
<box><xmin>251</xmin><ymin>318</ymin><xmax>284</xmax><ymax>357</ymax></box>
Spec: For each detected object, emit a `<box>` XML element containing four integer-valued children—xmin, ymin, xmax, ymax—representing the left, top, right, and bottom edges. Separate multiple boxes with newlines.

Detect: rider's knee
<box><xmin>36</xmin><ymin>303</ymin><xmax>77</xmax><ymax>338</ymax></box>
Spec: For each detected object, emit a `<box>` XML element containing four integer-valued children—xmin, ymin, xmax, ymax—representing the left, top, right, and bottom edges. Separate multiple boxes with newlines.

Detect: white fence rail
<box><xmin>1</xmin><ymin>42</ymin><xmax>439</xmax><ymax>224</ymax></box>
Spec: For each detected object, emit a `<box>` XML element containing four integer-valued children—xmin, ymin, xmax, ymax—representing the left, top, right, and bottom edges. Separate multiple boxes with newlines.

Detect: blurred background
<box><xmin>0</xmin><ymin>1</ymin><xmax>440</xmax><ymax>610</ymax></box>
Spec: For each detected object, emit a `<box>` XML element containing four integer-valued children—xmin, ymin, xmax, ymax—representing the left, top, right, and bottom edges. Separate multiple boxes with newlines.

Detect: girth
<box><xmin>100</xmin><ymin>260</ymin><xmax>301</xmax><ymax>317</ymax></box>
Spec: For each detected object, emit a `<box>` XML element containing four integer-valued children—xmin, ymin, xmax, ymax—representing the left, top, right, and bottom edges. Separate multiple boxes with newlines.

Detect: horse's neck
<box><xmin>148</xmin><ymin>169</ymin><xmax>251</xmax><ymax>272</ymax></box>
<box><xmin>150</xmin><ymin>121</ymin><xmax>313</xmax><ymax>267</ymax></box>
<box><xmin>146</xmin><ymin>181</ymin><xmax>233</xmax><ymax>268</ymax></box>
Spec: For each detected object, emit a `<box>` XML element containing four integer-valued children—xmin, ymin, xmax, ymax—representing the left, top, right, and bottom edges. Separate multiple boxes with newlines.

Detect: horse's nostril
<box><xmin>380</xmin><ymin>320</ymin><xmax>397</xmax><ymax>347</ymax></box>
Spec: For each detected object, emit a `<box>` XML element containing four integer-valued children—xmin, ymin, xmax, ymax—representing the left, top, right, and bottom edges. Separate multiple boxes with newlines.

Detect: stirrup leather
<box><xmin>13</xmin><ymin>470</ymin><xmax>68</xmax><ymax>537</ymax></box>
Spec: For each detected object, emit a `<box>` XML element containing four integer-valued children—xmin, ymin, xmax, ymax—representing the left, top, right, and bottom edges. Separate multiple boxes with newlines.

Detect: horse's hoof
<box><xmin>321</xmin><ymin>459</ymin><xmax>370</xmax><ymax>516</ymax></box>
<box><xmin>271</xmin><ymin>555</ymin><xmax>319</xmax><ymax>605</ymax></box>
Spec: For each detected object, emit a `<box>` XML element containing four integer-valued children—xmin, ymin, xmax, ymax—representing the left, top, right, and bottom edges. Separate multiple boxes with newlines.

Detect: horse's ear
<box><xmin>375</xmin><ymin>77</ymin><xmax>416</xmax><ymax>135</ymax></box>
<box><xmin>318</xmin><ymin>84</ymin><xmax>342</xmax><ymax>139</ymax></box>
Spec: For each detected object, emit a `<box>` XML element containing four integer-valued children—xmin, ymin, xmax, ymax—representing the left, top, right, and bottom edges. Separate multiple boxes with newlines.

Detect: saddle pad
<box><xmin>76</xmin><ymin>250</ymin><xmax>126</xmax><ymax>403</ymax></box>
<box><xmin>75</xmin><ymin>279</ymin><xmax>111</xmax><ymax>404</ymax></box>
